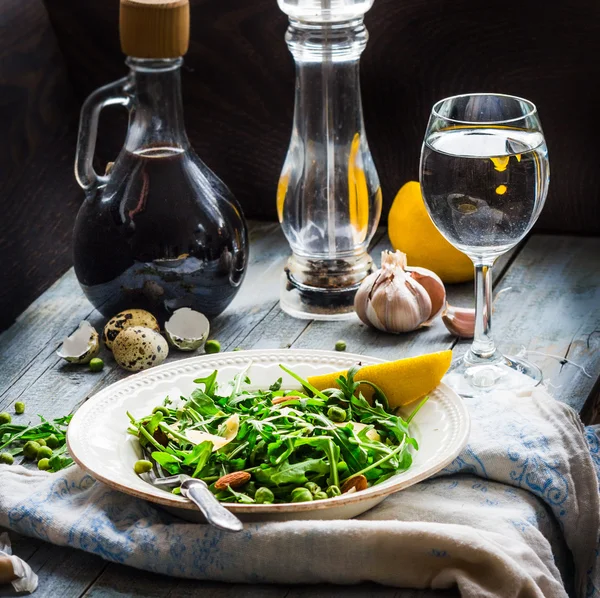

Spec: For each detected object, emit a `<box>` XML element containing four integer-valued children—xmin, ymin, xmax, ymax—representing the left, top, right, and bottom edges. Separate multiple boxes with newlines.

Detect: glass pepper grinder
<box><xmin>73</xmin><ymin>0</ymin><xmax>248</xmax><ymax>320</ymax></box>
<box><xmin>277</xmin><ymin>0</ymin><xmax>382</xmax><ymax>320</ymax></box>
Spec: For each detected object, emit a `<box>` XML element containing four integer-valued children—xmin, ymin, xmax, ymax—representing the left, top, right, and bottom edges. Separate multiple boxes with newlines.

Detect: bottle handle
<box><xmin>75</xmin><ymin>77</ymin><xmax>131</xmax><ymax>194</ymax></box>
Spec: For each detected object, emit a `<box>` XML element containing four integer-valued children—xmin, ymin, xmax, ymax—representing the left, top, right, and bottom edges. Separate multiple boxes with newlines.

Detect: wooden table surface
<box><xmin>1</xmin><ymin>221</ymin><xmax>599</xmax><ymax>598</ymax></box>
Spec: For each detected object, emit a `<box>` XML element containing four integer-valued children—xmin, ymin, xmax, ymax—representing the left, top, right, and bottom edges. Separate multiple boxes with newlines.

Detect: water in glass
<box><xmin>421</xmin><ymin>127</ymin><xmax>548</xmax><ymax>259</ymax></box>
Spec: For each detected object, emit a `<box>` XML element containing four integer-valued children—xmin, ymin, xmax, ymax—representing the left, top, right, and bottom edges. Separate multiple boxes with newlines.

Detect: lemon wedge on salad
<box><xmin>308</xmin><ymin>350</ymin><xmax>453</xmax><ymax>408</ymax></box>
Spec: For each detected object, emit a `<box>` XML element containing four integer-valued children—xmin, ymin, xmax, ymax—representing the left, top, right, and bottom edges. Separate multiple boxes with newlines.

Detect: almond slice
<box><xmin>341</xmin><ymin>474</ymin><xmax>368</xmax><ymax>494</ymax></box>
<box><xmin>214</xmin><ymin>471</ymin><xmax>251</xmax><ymax>491</ymax></box>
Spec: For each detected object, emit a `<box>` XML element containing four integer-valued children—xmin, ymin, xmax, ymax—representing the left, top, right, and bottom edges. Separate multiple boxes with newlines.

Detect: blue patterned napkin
<box><xmin>1</xmin><ymin>388</ymin><xmax>598</xmax><ymax>598</ymax></box>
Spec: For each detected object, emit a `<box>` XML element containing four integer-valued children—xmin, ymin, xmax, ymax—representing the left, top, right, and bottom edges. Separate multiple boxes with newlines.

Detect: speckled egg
<box><xmin>112</xmin><ymin>326</ymin><xmax>168</xmax><ymax>372</ymax></box>
<box><xmin>103</xmin><ymin>309</ymin><xmax>160</xmax><ymax>351</ymax></box>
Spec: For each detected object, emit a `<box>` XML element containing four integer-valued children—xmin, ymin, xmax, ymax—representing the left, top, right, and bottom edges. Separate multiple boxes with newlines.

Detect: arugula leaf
<box><xmin>191</xmin><ymin>441</ymin><xmax>213</xmax><ymax>478</ymax></box>
<box><xmin>152</xmin><ymin>451</ymin><xmax>181</xmax><ymax>474</ymax></box>
<box><xmin>193</xmin><ymin>371</ymin><xmax>219</xmax><ymax>395</ymax></box>
<box><xmin>269</xmin><ymin>378</ymin><xmax>283</xmax><ymax>392</ymax></box>
<box><xmin>189</xmin><ymin>389</ymin><xmax>220</xmax><ymax>416</ymax></box>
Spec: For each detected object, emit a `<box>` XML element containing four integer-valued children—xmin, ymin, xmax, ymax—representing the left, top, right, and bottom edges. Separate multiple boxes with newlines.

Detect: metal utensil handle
<box><xmin>181</xmin><ymin>480</ymin><xmax>243</xmax><ymax>532</ymax></box>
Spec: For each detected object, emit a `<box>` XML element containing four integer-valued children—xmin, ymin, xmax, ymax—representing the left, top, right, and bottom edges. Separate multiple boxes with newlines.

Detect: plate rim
<box><xmin>67</xmin><ymin>349</ymin><xmax>470</xmax><ymax>514</ymax></box>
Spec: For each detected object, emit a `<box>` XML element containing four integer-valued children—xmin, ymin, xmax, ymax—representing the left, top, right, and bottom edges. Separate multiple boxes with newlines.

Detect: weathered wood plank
<box><xmin>453</xmin><ymin>235</ymin><xmax>600</xmax><ymax>413</ymax></box>
<box><xmin>2</xmin><ymin>534</ymin><xmax>108</xmax><ymax>598</ymax></box>
<box><xmin>0</xmin><ymin>273</ymin><xmax>96</xmax><ymax>401</ymax></box>
<box><xmin>81</xmin><ymin>566</ymin><xmax>172</xmax><ymax>598</ymax></box>
<box><xmin>168</xmin><ymin>582</ymin><xmax>287</xmax><ymax>598</ymax></box>
<box><xmin>285</xmin><ymin>585</ymin><xmax>457</xmax><ymax>598</ymax></box>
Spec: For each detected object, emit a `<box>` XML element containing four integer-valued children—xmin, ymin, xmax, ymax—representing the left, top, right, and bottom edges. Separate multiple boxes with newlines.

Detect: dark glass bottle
<box><xmin>73</xmin><ymin>0</ymin><xmax>247</xmax><ymax>320</ymax></box>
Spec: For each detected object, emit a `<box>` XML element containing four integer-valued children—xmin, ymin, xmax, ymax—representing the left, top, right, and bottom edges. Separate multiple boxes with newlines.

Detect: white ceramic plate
<box><xmin>67</xmin><ymin>349</ymin><xmax>470</xmax><ymax>521</ymax></box>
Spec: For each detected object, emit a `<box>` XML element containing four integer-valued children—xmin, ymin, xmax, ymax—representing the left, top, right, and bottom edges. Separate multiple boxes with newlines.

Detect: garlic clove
<box><xmin>354</xmin><ymin>270</ymin><xmax>382</xmax><ymax>326</ymax></box>
<box><xmin>406</xmin><ymin>266</ymin><xmax>446</xmax><ymax>323</ymax></box>
<box><xmin>442</xmin><ymin>303</ymin><xmax>475</xmax><ymax>338</ymax></box>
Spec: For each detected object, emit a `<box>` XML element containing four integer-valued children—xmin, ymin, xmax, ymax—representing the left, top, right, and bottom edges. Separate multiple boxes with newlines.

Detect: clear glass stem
<box><xmin>469</xmin><ymin>260</ymin><xmax>498</xmax><ymax>360</ymax></box>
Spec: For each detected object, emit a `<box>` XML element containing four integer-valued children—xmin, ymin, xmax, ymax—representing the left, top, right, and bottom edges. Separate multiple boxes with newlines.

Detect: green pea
<box><xmin>255</xmin><ymin>487</ymin><xmax>275</xmax><ymax>504</ymax></box>
<box><xmin>233</xmin><ymin>347</ymin><xmax>242</xmax><ymax>352</ymax></box>
<box><xmin>14</xmin><ymin>402</ymin><xmax>25</xmax><ymax>415</ymax></box>
<box><xmin>304</xmin><ymin>481</ymin><xmax>321</xmax><ymax>495</ymax></box>
<box><xmin>89</xmin><ymin>357</ymin><xmax>104</xmax><ymax>372</ymax></box>
<box><xmin>37</xmin><ymin>446</ymin><xmax>53</xmax><ymax>460</ymax></box>
<box><xmin>335</xmin><ymin>340</ymin><xmax>347</xmax><ymax>352</ymax></box>
<box><xmin>23</xmin><ymin>441</ymin><xmax>41</xmax><ymax>460</ymax></box>
<box><xmin>291</xmin><ymin>487</ymin><xmax>313</xmax><ymax>502</ymax></box>
<box><xmin>37</xmin><ymin>438</ymin><xmax>47</xmax><ymax>447</ymax></box>
<box><xmin>38</xmin><ymin>458</ymin><xmax>51</xmax><ymax>471</ymax></box>
<box><xmin>326</xmin><ymin>485</ymin><xmax>341</xmax><ymax>498</ymax></box>
<box><xmin>327</xmin><ymin>406</ymin><xmax>347</xmax><ymax>423</ymax></box>
<box><xmin>205</xmin><ymin>340</ymin><xmax>221</xmax><ymax>354</ymax></box>
<box><xmin>134</xmin><ymin>459</ymin><xmax>153</xmax><ymax>474</ymax></box>
<box><xmin>0</xmin><ymin>452</ymin><xmax>14</xmax><ymax>465</ymax></box>
<box><xmin>152</xmin><ymin>406</ymin><xmax>170</xmax><ymax>416</ymax></box>
<box><xmin>172</xmin><ymin>487</ymin><xmax>182</xmax><ymax>495</ymax></box>
<box><xmin>0</xmin><ymin>412</ymin><xmax>11</xmax><ymax>425</ymax></box>
<box><xmin>313</xmin><ymin>491</ymin><xmax>328</xmax><ymax>501</ymax></box>
<box><xmin>45</xmin><ymin>434</ymin><xmax>60</xmax><ymax>449</ymax></box>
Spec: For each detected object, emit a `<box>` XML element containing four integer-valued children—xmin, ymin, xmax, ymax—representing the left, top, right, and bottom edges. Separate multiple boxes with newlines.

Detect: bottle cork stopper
<box><xmin>120</xmin><ymin>0</ymin><xmax>190</xmax><ymax>59</ymax></box>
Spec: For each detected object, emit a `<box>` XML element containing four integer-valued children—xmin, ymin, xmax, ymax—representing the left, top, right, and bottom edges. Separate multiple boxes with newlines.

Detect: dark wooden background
<box><xmin>1</xmin><ymin>0</ymin><xmax>599</xmax><ymax>331</ymax></box>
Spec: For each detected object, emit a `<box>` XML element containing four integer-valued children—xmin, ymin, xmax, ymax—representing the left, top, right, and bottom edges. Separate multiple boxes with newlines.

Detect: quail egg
<box><xmin>164</xmin><ymin>307</ymin><xmax>210</xmax><ymax>351</ymax></box>
<box><xmin>103</xmin><ymin>309</ymin><xmax>160</xmax><ymax>351</ymax></box>
<box><xmin>56</xmin><ymin>321</ymin><xmax>100</xmax><ymax>364</ymax></box>
<box><xmin>112</xmin><ymin>326</ymin><xmax>168</xmax><ymax>372</ymax></box>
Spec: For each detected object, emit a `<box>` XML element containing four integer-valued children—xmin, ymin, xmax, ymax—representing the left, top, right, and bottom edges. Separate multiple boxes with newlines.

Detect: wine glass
<box><xmin>419</xmin><ymin>93</ymin><xmax>550</xmax><ymax>395</ymax></box>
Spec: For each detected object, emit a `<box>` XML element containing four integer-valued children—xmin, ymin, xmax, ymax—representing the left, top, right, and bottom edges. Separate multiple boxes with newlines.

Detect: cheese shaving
<box><xmin>185</xmin><ymin>413</ymin><xmax>239</xmax><ymax>451</ymax></box>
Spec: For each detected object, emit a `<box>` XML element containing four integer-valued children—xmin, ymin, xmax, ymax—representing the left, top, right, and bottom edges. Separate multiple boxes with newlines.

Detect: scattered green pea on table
<box><xmin>45</xmin><ymin>434</ymin><xmax>60</xmax><ymax>449</ymax></box>
<box><xmin>38</xmin><ymin>458</ymin><xmax>51</xmax><ymax>471</ymax></box>
<box><xmin>37</xmin><ymin>446</ymin><xmax>53</xmax><ymax>460</ymax></box>
<box><xmin>22</xmin><ymin>441</ymin><xmax>41</xmax><ymax>460</ymax></box>
<box><xmin>89</xmin><ymin>357</ymin><xmax>104</xmax><ymax>372</ymax></box>
<box><xmin>335</xmin><ymin>340</ymin><xmax>347</xmax><ymax>351</ymax></box>
<box><xmin>0</xmin><ymin>412</ymin><xmax>11</xmax><ymax>425</ymax></box>
<box><xmin>0</xmin><ymin>452</ymin><xmax>14</xmax><ymax>465</ymax></box>
<box><xmin>14</xmin><ymin>401</ymin><xmax>25</xmax><ymax>414</ymax></box>
<box><xmin>205</xmin><ymin>340</ymin><xmax>221</xmax><ymax>354</ymax></box>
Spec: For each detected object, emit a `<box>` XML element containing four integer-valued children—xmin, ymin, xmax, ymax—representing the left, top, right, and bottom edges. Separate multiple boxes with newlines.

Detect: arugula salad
<box><xmin>127</xmin><ymin>364</ymin><xmax>427</xmax><ymax>504</ymax></box>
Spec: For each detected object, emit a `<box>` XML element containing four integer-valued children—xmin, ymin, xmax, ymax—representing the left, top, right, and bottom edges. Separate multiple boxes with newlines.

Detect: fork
<box><xmin>142</xmin><ymin>450</ymin><xmax>243</xmax><ymax>532</ymax></box>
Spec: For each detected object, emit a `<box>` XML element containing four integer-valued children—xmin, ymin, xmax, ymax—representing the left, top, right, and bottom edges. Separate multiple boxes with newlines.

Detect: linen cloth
<box><xmin>0</xmin><ymin>387</ymin><xmax>598</xmax><ymax>598</ymax></box>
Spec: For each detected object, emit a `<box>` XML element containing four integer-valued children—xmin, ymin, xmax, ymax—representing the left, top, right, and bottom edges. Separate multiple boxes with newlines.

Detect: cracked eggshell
<box><xmin>103</xmin><ymin>309</ymin><xmax>160</xmax><ymax>351</ymax></box>
<box><xmin>164</xmin><ymin>307</ymin><xmax>210</xmax><ymax>351</ymax></box>
<box><xmin>57</xmin><ymin>321</ymin><xmax>100</xmax><ymax>364</ymax></box>
<box><xmin>112</xmin><ymin>326</ymin><xmax>168</xmax><ymax>372</ymax></box>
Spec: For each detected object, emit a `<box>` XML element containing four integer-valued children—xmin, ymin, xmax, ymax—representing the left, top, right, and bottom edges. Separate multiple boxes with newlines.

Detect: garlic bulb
<box><xmin>354</xmin><ymin>250</ymin><xmax>446</xmax><ymax>333</ymax></box>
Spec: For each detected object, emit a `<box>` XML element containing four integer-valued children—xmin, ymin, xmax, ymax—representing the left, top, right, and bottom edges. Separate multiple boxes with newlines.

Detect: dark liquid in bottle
<box><xmin>74</xmin><ymin>146</ymin><xmax>248</xmax><ymax>320</ymax></box>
